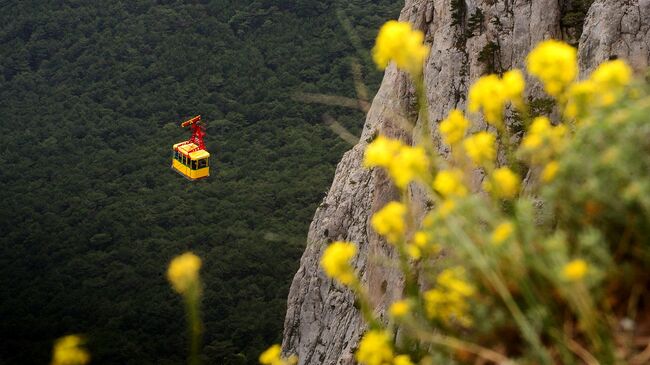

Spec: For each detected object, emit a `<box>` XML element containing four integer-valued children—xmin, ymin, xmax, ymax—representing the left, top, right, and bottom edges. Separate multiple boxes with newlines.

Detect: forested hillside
<box><xmin>0</xmin><ymin>1</ymin><xmax>400</xmax><ymax>364</ymax></box>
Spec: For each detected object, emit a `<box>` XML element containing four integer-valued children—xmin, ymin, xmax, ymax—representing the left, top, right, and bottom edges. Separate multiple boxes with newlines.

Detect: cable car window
<box><xmin>191</xmin><ymin>160</ymin><xmax>198</xmax><ymax>170</ymax></box>
<box><xmin>197</xmin><ymin>159</ymin><xmax>207</xmax><ymax>169</ymax></box>
<box><xmin>174</xmin><ymin>151</ymin><xmax>179</xmax><ymax>160</ymax></box>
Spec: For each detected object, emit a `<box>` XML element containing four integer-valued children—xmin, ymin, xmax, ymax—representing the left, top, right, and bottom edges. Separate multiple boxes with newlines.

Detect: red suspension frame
<box><xmin>179</xmin><ymin>115</ymin><xmax>206</xmax><ymax>152</ymax></box>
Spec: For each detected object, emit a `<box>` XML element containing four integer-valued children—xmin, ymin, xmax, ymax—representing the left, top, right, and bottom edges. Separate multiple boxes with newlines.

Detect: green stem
<box><xmin>184</xmin><ymin>286</ymin><xmax>202</xmax><ymax>365</ymax></box>
<box><xmin>446</xmin><ymin>218</ymin><xmax>553</xmax><ymax>364</ymax></box>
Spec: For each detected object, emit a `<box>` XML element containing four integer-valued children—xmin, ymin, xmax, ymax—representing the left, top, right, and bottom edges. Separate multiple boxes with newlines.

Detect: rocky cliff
<box><xmin>282</xmin><ymin>1</ymin><xmax>650</xmax><ymax>364</ymax></box>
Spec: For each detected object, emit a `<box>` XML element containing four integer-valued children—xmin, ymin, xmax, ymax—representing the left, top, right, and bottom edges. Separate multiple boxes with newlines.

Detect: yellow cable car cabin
<box><xmin>171</xmin><ymin>115</ymin><xmax>210</xmax><ymax>180</ymax></box>
<box><xmin>171</xmin><ymin>142</ymin><xmax>210</xmax><ymax>180</ymax></box>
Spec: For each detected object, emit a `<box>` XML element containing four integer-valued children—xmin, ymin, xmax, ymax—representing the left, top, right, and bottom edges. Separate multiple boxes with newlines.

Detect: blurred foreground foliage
<box><xmin>315</xmin><ymin>21</ymin><xmax>650</xmax><ymax>365</ymax></box>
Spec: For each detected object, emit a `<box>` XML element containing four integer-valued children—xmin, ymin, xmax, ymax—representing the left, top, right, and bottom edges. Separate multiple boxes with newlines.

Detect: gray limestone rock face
<box><xmin>282</xmin><ymin>1</ymin><xmax>650</xmax><ymax>364</ymax></box>
<box><xmin>578</xmin><ymin>0</ymin><xmax>650</xmax><ymax>75</ymax></box>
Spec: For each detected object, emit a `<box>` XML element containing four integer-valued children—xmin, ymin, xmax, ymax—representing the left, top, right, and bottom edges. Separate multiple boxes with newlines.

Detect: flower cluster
<box><xmin>372</xmin><ymin>21</ymin><xmax>429</xmax><ymax>76</ymax></box>
<box><xmin>565</xmin><ymin>59</ymin><xmax>633</xmax><ymax>118</ymax></box>
<box><xmin>433</xmin><ymin>169</ymin><xmax>467</xmax><ymax>198</ymax></box>
<box><xmin>424</xmin><ymin>267</ymin><xmax>475</xmax><ymax>327</ymax></box>
<box><xmin>51</xmin><ymin>335</ymin><xmax>90</xmax><ymax>365</ymax></box>
<box><xmin>167</xmin><ymin>252</ymin><xmax>202</xmax><ymax>294</ymax></box>
<box><xmin>304</xmin><ymin>29</ymin><xmax>645</xmax><ymax>365</ymax></box>
<box><xmin>364</xmin><ymin>136</ymin><xmax>429</xmax><ymax>189</ymax></box>
<box><xmin>371</xmin><ymin>201</ymin><xmax>407</xmax><ymax>244</ymax></box>
<box><xmin>439</xmin><ymin>109</ymin><xmax>470</xmax><ymax>146</ymax></box>
<box><xmin>483</xmin><ymin>167</ymin><xmax>521</xmax><ymax>199</ymax></box>
<box><xmin>406</xmin><ymin>230</ymin><xmax>440</xmax><ymax>260</ymax></box>
<box><xmin>519</xmin><ymin>116</ymin><xmax>568</xmax><ymax>175</ymax></box>
<box><xmin>259</xmin><ymin>345</ymin><xmax>298</xmax><ymax>365</ymax></box>
<box><xmin>491</xmin><ymin>221</ymin><xmax>514</xmax><ymax>246</ymax></box>
<box><xmin>468</xmin><ymin>70</ymin><xmax>525</xmax><ymax>127</ymax></box>
<box><xmin>356</xmin><ymin>330</ymin><xmax>415</xmax><ymax>365</ymax></box>
<box><xmin>562</xmin><ymin>259</ymin><xmax>589</xmax><ymax>282</ymax></box>
<box><xmin>356</xmin><ymin>330</ymin><xmax>394</xmax><ymax>365</ymax></box>
<box><xmin>526</xmin><ymin>39</ymin><xmax>577</xmax><ymax>97</ymax></box>
<box><xmin>462</xmin><ymin>131</ymin><xmax>495</xmax><ymax>167</ymax></box>
<box><xmin>320</xmin><ymin>241</ymin><xmax>357</xmax><ymax>285</ymax></box>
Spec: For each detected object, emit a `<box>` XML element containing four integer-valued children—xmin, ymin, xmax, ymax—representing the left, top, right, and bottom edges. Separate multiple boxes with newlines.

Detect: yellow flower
<box><xmin>484</xmin><ymin>167</ymin><xmax>520</xmax><ymax>199</ymax></box>
<box><xmin>424</xmin><ymin>267</ymin><xmax>475</xmax><ymax>326</ymax></box>
<box><xmin>355</xmin><ymin>330</ymin><xmax>394</xmax><ymax>365</ymax></box>
<box><xmin>259</xmin><ymin>344</ymin><xmax>298</xmax><ymax>365</ymax></box>
<box><xmin>526</xmin><ymin>40</ymin><xmax>577</xmax><ymax>97</ymax></box>
<box><xmin>502</xmin><ymin>69</ymin><xmax>526</xmax><ymax>108</ymax></box>
<box><xmin>468</xmin><ymin>74</ymin><xmax>507</xmax><ymax>126</ymax></box>
<box><xmin>394</xmin><ymin>355</ymin><xmax>415</xmax><ymax>365</ymax></box>
<box><xmin>259</xmin><ymin>345</ymin><xmax>282</xmax><ymax>365</ymax></box>
<box><xmin>364</xmin><ymin>136</ymin><xmax>429</xmax><ymax>188</ymax></box>
<box><xmin>439</xmin><ymin>109</ymin><xmax>469</xmax><ymax>145</ymax></box>
<box><xmin>565</xmin><ymin>80</ymin><xmax>596</xmax><ymax>119</ymax></box>
<box><xmin>406</xmin><ymin>244</ymin><xmax>422</xmax><ymax>260</ymax></box>
<box><xmin>412</xmin><ymin>231</ymin><xmax>440</xmax><ymax>255</ymax></box>
<box><xmin>372</xmin><ymin>20</ymin><xmax>430</xmax><ymax>76</ymax></box>
<box><xmin>437</xmin><ymin>199</ymin><xmax>456</xmax><ymax>217</ymax></box>
<box><xmin>520</xmin><ymin>117</ymin><xmax>567</xmax><ymax>164</ymax></box>
<box><xmin>51</xmin><ymin>335</ymin><xmax>90</xmax><ymax>365</ymax></box>
<box><xmin>433</xmin><ymin>169</ymin><xmax>468</xmax><ymax>198</ymax></box>
<box><xmin>521</xmin><ymin>117</ymin><xmax>551</xmax><ymax>151</ymax></box>
<box><xmin>364</xmin><ymin>135</ymin><xmax>403</xmax><ymax>168</ymax></box>
<box><xmin>591</xmin><ymin>59</ymin><xmax>632</xmax><ymax>88</ymax></box>
<box><xmin>167</xmin><ymin>252</ymin><xmax>202</xmax><ymax>294</ymax></box>
<box><xmin>463</xmin><ymin>132</ymin><xmax>496</xmax><ymax>167</ymax></box>
<box><xmin>389</xmin><ymin>145</ymin><xmax>429</xmax><ymax>188</ymax></box>
<box><xmin>491</xmin><ymin>221</ymin><xmax>514</xmax><ymax>245</ymax></box>
<box><xmin>389</xmin><ymin>300</ymin><xmax>411</xmax><ymax>318</ymax></box>
<box><xmin>371</xmin><ymin>201</ymin><xmax>407</xmax><ymax>244</ymax></box>
<box><xmin>541</xmin><ymin>160</ymin><xmax>559</xmax><ymax>182</ymax></box>
<box><xmin>413</xmin><ymin>231</ymin><xmax>429</xmax><ymax>247</ymax></box>
<box><xmin>590</xmin><ymin>59</ymin><xmax>633</xmax><ymax>106</ymax></box>
<box><xmin>320</xmin><ymin>241</ymin><xmax>357</xmax><ymax>285</ymax></box>
<box><xmin>529</xmin><ymin>115</ymin><xmax>552</xmax><ymax>134</ymax></box>
<box><xmin>562</xmin><ymin>259</ymin><xmax>588</xmax><ymax>281</ymax></box>
<box><xmin>468</xmin><ymin>70</ymin><xmax>527</xmax><ymax>125</ymax></box>
<box><xmin>437</xmin><ymin>267</ymin><xmax>475</xmax><ymax>296</ymax></box>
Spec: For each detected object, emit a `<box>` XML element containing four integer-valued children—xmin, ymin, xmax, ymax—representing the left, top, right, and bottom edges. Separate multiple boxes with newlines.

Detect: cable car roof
<box><xmin>174</xmin><ymin>142</ymin><xmax>210</xmax><ymax>159</ymax></box>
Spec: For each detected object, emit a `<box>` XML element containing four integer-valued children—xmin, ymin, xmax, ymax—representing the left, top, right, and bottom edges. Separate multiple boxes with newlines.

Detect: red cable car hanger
<box><xmin>179</xmin><ymin>115</ymin><xmax>206</xmax><ymax>152</ymax></box>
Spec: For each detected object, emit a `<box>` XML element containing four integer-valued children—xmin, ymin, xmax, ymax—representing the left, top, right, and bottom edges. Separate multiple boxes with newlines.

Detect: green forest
<box><xmin>0</xmin><ymin>1</ymin><xmax>401</xmax><ymax>364</ymax></box>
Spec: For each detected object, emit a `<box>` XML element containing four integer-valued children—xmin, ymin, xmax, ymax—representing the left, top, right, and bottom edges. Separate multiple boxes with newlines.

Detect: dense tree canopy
<box><xmin>0</xmin><ymin>1</ymin><xmax>400</xmax><ymax>364</ymax></box>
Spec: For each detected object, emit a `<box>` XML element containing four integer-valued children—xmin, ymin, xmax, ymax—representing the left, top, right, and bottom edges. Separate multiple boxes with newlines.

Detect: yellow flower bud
<box><xmin>372</xmin><ymin>20</ymin><xmax>430</xmax><ymax>76</ymax></box>
<box><xmin>484</xmin><ymin>167</ymin><xmax>520</xmax><ymax>199</ymax></box>
<box><xmin>51</xmin><ymin>335</ymin><xmax>90</xmax><ymax>365</ymax></box>
<box><xmin>439</xmin><ymin>109</ymin><xmax>469</xmax><ymax>146</ymax></box>
<box><xmin>562</xmin><ymin>259</ymin><xmax>588</xmax><ymax>281</ymax></box>
<box><xmin>388</xmin><ymin>145</ymin><xmax>429</xmax><ymax>188</ymax></box>
<box><xmin>491</xmin><ymin>222</ymin><xmax>514</xmax><ymax>245</ymax></box>
<box><xmin>371</xmin><ymin>201</ymin><xmax>407</xmax><ymax>244</ymax></box>
<box><xmin>355</xmin><ymin>330</ymin><xmax>394</xmax><ymax>365</ymax></box>
<box><xmin>433</xmin><ymin>169</ymin><xmax>468</xmax><ymax>198</ymax></box>
<box><xmin>394</xmin><ymin>355</ymin><xmax>415</xmax><ymax>365</ymax></box>
<box><xmin>167</xmin><ymin>252</ymin><xmax>202</xmax><ymax>294</ymax></box>
<box><xmin>389</xmin><ymin>300</ymin><xmax>411</xmax><ymax>319</ymax></box>
<box><xmin>320</xmin><ymin>241</ymin><xmax>357</xmax><ymax>285</ymax></box>
<box><xmin>541</xmin><ymin>161</ymin><xmax>559</xmax><ymax>182</ymax></box>
<box><xmin>364</xmin><ymin>135</ymin><xmax>403</xmax><ymax>168</ymax></box>
<box><xmin>526</xmin><ymin>40</ymin><xmax>577</xmax><ymax>97</ymax></box>
<box><xmin>463</xmin><ymin>132</ymin><xmax>496</xmax><ymax>167</ymax></box>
